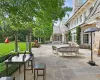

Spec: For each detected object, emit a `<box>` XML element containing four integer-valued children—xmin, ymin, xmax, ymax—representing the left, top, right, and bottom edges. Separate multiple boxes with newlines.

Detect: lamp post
<box><xmin>84</xmin><ymin>27</ymin><xmax>100</xmax><ymax>66</ymax></box>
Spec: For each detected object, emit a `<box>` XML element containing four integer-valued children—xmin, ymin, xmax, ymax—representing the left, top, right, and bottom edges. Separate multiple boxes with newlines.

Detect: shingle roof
<box><xmin>53</xmin><ymin>26</ymin><xmax>62</xmax><ymax>34</ymax></box>
<box><xmin>53</xmin><ymin>20</ymin><xmax>68</xmax><ymax>35</ymax></box>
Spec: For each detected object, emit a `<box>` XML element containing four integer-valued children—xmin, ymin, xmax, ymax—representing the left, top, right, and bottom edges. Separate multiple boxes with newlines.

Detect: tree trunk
<box><xmin>26</xmin><ymin>35</ymin><xmax>29</xmax><ymax>51</ymax></box>
<box><xmin>40</xmin><ymin>38</ymin><xmax>41</xmax><ymax>43</ymax></box>
<box><xmin>29</xmin><ymin>33</ymin><xmax>32</xmax><ymax>53</ymax></box>
<box><xmin>44</xmin><ymin>37</ymin><xmax>46</xmax><ymax>43</ymax></box>
<box><xmin>15</xmin><ymin>34</ymin><xmax>18</xmax><ymax>52</ymax></box>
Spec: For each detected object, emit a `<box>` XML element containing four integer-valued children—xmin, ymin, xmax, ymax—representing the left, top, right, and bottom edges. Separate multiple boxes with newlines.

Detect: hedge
<box><xmin>0</xmin><ymin>62</ymin><xmax>19</xmax><ymax>77</ymax></box>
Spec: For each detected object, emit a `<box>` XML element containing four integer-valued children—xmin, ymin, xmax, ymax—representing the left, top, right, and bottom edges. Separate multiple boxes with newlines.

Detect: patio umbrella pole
<box><xmin>84</xmin><ymin>27</ymin><xmax>100</xmax><ymax>66</ymax></box>
<box><xmin>88</xmin><ymin>32</ymin><xmax>95</xmax><ymax>65</ymax></box>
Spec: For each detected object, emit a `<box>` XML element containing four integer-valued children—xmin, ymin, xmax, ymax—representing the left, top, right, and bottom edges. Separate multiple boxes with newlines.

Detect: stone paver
<box><xmin>12</xmin><ymin>44</ymin><xmax>100</xmax><ymax>80</ymax></box>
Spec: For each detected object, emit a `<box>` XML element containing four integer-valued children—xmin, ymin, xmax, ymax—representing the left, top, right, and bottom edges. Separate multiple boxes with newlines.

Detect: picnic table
<box><xmin>5</xmin><ymin>54</ymin><xmax>34</xmax><ymax>80</ymax></box>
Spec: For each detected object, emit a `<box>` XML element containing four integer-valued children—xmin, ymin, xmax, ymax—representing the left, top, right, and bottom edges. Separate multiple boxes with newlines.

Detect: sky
<box><xmin>65</xmin><ymin>0</ymin><xmax>87</xmax><ymax>7</ymax></box>
<box><xmin>54</xmin><ymin>0</ymin><xmax>87</xmax><ymax>26</ymax></box>
<box><xmin>64</xmin><ymin>0</ymin><xmax>87</xmax><ymax>18</ymax></box>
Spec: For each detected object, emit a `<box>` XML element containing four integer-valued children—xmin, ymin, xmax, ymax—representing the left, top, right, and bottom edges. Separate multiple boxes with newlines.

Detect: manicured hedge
<box><xmin>0</xmin><ymin>62</ymin><xmax>19</xmax><ymax>77</ymax></box>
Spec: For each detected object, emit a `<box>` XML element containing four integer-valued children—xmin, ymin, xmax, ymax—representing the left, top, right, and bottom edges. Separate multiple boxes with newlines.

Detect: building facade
<box><xmin>52</xmin><ymin>0</ymin><xmax>100</xmax><ymax>50</ymax></box>
<box><xmin>66</xmin><ymin>0</ymin><xmax>96</xmax><ymax>46</ymax></box>
<box><xmin>85</xmin><ymin>0</ymin><xmax>100</xmax><ymax>51</ymax></box>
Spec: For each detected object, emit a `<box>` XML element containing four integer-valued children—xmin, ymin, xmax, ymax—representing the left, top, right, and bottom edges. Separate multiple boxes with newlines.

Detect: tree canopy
<box><xmin>0</xmin><ymin>0</ymin><xmax>72</xmax><ymax>22</ymax></box>
<box><xmin>0</xmin><ymin>0</ymin><xmax>72</xmax><ymax>42</ymax></box>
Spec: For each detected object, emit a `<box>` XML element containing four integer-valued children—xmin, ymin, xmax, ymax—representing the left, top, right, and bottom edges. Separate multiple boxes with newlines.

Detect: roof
<box><xmin>53</xmin><ymin>20</ymin><xmax>69</xmax><ymax>35</ymax></box>
<box><xmin>85</xmin><ymin>0</ymin><xmax>100</xmax><ymax>23</ymax></box>
<box><xmin>60</xmin><ymin>20</ymin><xmax>68</xmax><ymax>33</ymax></box>
<box><xmin>53</xmin><ymin>26</ymin><xmax>62</xmax><ymax>34</ymax></box>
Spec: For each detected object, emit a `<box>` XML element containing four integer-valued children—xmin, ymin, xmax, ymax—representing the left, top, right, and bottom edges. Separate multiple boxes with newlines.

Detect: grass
<box><xmin>0</xmin><ymin>42</ymin><xmax>26</xmax><ymax>57</ymax></box>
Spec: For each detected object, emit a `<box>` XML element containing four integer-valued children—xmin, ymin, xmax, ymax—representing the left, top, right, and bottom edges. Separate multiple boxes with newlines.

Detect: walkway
<box><xmin>13</xmin><ymin>44</ymin><xmax>100</xmax><ymax>80</ymax></box>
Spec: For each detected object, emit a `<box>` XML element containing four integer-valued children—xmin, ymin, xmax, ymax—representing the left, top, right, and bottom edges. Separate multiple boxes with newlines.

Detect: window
<box><xmin>72</xmin><ymin>33</ymin><xmax>76</xmax><ymax>42</ymax></box>
<box><xmin>74</xmin><ymin>20</ymin><xmax>76</xmax><ymax>26</ymax></box>
<box><xmin>78</xmin><ymin>17</ymin><xmax>80</xmax><ymax>24</ymax></box>
<box><xmin>77</xmin><ymin>18</ymin><xmax>78</xmax><ymax>24</ymax></box>
<box><xmin>83</xmin><ymin>34</ymin><xmax>89</xmax><ymax>43</ymax></box>
<box><xmin>89</xmin><ymin>7</ymin><xmax>93</xmax><ymax>13</ymax></box>
<box><xmin>84</xmin><ymin>12</ymin><xmax>86</xmax><ymax>20</ymax></box>
<box><xmin>74</xmin><ymin>33</ymin><xmax>76</xmax><ymax>42</ymax></box>
<box><xmin>80</xmin><ymin>15</ymin><xmax>82</xmax><ymax>22</ymax></box>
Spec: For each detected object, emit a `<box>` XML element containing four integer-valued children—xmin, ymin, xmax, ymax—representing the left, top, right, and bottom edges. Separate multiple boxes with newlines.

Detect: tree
<box><xmin>0</xmin><ymin>0</ymin><xmax>72</xmax><ymax>52</ymax></box>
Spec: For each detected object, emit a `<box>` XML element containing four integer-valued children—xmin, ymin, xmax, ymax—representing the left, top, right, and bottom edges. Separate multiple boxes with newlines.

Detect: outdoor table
<box><xmin>0</xmin><ymin>77</ymin><xmax>15</xmax><ymax>80</ymax></box>
<box><xmin>5</xmin><ymin>54</ymin><xmax>34</xmax><ymax>80</ymax></box>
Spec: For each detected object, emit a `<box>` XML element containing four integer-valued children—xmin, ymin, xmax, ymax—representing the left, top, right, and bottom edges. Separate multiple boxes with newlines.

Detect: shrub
<box><xmin>76</xmin><ymin>26</ymin><xmax>81</xmax><ymax>44</ymax></box>
<box><xmin>0</xmin><ymin>53</ymin><xmax>24</xmax><ymax>77</ymax></box>
<box><xmin>68</xmin><ymin>30</ymin><xmax>71</xmax><ymax>41</ymax></box>
<box><xmin>0</xmin><ymin>62</ymin><xmax>20</xmax><ymax>77</ymax></box>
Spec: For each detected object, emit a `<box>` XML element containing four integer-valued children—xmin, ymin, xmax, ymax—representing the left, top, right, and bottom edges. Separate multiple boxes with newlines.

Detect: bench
<box><xmin>34</xmin><ymin>63</ymin><xmax>46</xmax><ymax>80</ymax></box>
<box><xmin>57</xmin><ymin>46</ymin><xmax>79</xmax><ymax>56</ymax></box>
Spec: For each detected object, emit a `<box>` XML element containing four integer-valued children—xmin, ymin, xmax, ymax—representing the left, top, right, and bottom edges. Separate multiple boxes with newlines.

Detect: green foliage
<box><xmin>0</xmin><ymin>31</ymin><xmax>5</xmax><ymax>42</ymax></box>
<box><xmin>68</xmin><ymin>30</ymin><xmax>71</xmax><ymax>41</ymax></box>
<box><xmin>0</xmin><ymin>0</ymin><xmax>72</xmax><ymax>43</ymax></box>
<box><xmin>0</xmin><ymin>62</ymin><xmax>20</xmax><ymax>77</ymax></box>
<box><xmin>76</xmin><ymin>26</ymin><xmax>81</xmax><ymax>44</ymax></box>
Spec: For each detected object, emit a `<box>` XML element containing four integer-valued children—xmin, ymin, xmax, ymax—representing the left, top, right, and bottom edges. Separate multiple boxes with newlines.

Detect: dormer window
<box><xmin>90</xmin><ymin>7</ymin><xmax>93</xmax><ymax>13</ymax></box>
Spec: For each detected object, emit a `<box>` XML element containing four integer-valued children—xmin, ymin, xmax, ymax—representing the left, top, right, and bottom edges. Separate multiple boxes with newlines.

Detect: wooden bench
<box><xmin>34</xmin><ymin>63</ymin><xmax>46</xmax><ymax>80</ymax></box>
<box><xmin>57</xmin><ymin>46</ymin><xmax>79</xmax><ymax>56</ymax></box>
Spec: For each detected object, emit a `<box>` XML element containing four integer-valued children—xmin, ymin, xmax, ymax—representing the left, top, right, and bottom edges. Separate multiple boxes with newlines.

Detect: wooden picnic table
<box><xmin>5</xmin><ymin>54</ymin><xmax>34</xmax><ymax>80</ymax></box>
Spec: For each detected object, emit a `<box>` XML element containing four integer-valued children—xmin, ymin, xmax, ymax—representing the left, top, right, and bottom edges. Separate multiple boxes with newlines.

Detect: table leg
<box><xmin>24</xmin><ymin>63</ymin><xmax>26</xmax><ymax>80</ymax></box>
<box><xmin>44</xmin><ymin>66</ymin><xmax>46</xmax><ymax>80</ymax></box>
<box><xmin>32</xmin><ymin>58</ymin><xmax>33</xmax><ymax>73</ymax></box>
<box><xmin>43</xmin><ymin>69</ymin><xmax>45</xmax><ymax>80</ymax></box>
<box><xmin>13</xmin><ymin>77</ymin><xmax>15</xmax><ymax>80</ymax></box>
<box><xmin>37</xmin><ymin>70</ymin><xmax>38</xmax><ymax>75</ymax></box>
<box><xmin>6</xmin><ymin>63</ymin><xmax>8</xmax><ymax>76</ymax></box>
<box><xmin>28</xmin><ymin>61</ymin><xmax>30</xmax><ymax>66</ymax></box>
<box><xmin>34</xmin><ymin>69</ymin><xmax>35</xmax><ymax>80</ymax></box>
<box><xmin>19</xmin><ymin>64</ymin><xmax>20</xmax><ymax>73</ymax></box>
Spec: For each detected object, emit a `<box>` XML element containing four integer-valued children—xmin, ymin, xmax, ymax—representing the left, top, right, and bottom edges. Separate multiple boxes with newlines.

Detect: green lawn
<box><xmin>0</xmin><ymin>42</ymin><xmax>26</xmax><ymax>57</ymax></box>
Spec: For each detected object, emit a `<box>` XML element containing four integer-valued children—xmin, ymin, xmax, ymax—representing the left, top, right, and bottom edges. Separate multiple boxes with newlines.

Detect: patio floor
<box><xmin>12</xmin><ymin>44</ymin><xmax>100</xmax><ymax>80</ymax></box>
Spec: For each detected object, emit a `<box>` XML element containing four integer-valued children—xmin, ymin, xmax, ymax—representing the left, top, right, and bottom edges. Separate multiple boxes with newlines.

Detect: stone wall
<box><xmin>94</xmin><ymin>18</ymin><xmax>100</xmax><ymax>52</ymax></box>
